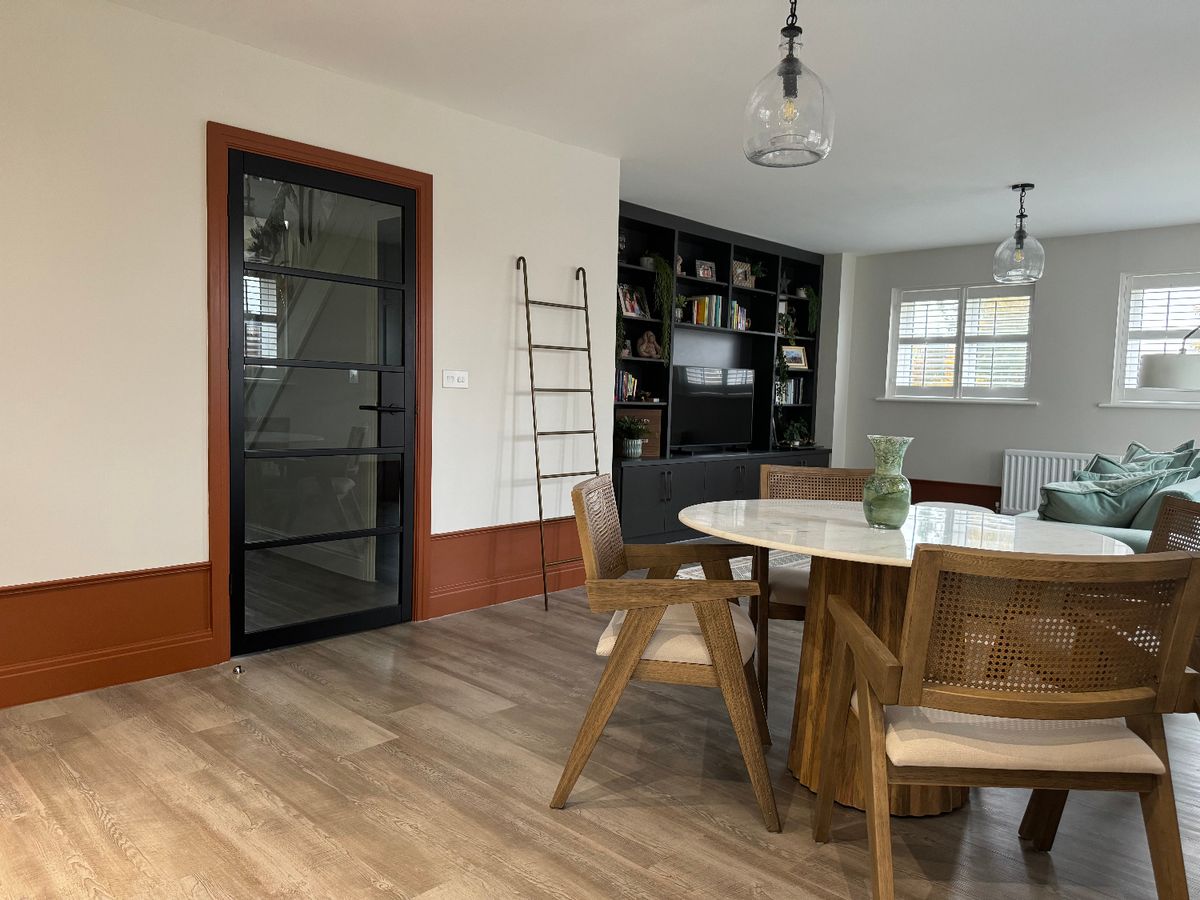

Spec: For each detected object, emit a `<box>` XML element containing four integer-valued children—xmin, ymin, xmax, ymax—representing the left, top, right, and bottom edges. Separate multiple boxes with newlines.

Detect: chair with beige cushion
<box><xmin>1149</xmin><ymin>494</ymin><xmax>1200</xmax><ymax>719</ymax></box>
<box><xmin>551</xmin><ymin>474</ymin><xmax>779</xmax><ymax>831</ymax></box>
<box><xmin>812</xmin><ymin>544</ymin><xmax>1200</xmax><ymax>900</ymax></box>
<box><xmin>753</xmin><ymin>465</ymin><xmax>873</xmax><ymax>703</ymax></box>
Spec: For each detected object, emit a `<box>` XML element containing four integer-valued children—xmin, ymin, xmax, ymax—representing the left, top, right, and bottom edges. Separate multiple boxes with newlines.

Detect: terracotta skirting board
<box><xmin>0</xmin><ymin>562</ymin><xmax>223</xmax><ymax>709</ymax></box>
<box><xmin>910</xmin><ymin>479</ymin><xmax>1001</xmax><ymax>511</ymax></box>
<box><xmin>427</xmin><ymin>516</ymin><xmax>584</xmax><ymax>619</ymax></box>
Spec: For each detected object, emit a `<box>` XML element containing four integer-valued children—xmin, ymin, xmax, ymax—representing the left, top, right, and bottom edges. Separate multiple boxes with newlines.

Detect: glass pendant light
<box><xmin>743</xmin><ymin>0</ymin><xmax>833</xmax><ymax>167</ymax></box>
<box><xmin>993</xmin><ymin>183</ymin><xmax>1045</xmax><ymax>283</ymax></box>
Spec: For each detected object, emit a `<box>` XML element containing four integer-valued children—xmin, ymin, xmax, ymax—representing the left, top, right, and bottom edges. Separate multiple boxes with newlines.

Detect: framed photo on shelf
<box><xmin>617</xmin><ymin>283</ymin><xmax>649</xmax><ymax>318</ymax></box>
<box><xmin>781</xmin><ymin>344</ymin><xmax>809</xmax><ymax>370</ymax></box>
<box><xmin>694</xmin><ymin>259</ymin><xmax>716</xmax><ymax>281</ymax></box>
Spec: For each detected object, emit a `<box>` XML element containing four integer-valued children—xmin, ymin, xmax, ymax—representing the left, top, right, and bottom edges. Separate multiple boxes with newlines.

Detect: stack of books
<box><xmin>729</xmin><ymin>299</ymin><xmax>749</xmax><ymax>331</ymax></box>
<box><xmin>689</xmin><ymin>294</ymin><xmax>724</xmax><ymax>327</ymax></box>
<box><xmin>779</xmin><ymin>377</ymin><xmax>804</xmax><ymax>404</ymax></box>
<box><xmin>615</xmin><ymin>370</ymin><xmax>638</xmax><ymax>402</ymax></box>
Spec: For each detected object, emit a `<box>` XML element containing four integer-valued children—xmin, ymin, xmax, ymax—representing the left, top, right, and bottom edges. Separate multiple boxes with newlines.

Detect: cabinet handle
<box><xmin>660</xmin><ymin>471</ymin><xmax>667</xmax><ymax>502</ymax></box>
<box><xmin>667</xmin><ymin>470</ymin><xmax>673</xmax><ymax>501</ymax></box>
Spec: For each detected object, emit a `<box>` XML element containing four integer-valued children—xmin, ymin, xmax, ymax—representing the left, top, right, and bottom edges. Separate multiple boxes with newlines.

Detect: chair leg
<box><xmin>1018</xmin><ymin>789</ymin><xmax>1068</xmax><ymax>851</ymax></box>
<box><xmin>1128</xmin><ymin>715</ymin><xmax>1189</xmax><ymax>900</ymax></box>
<box><xmin>743</xmin><ymin>660</ymin><xmax>771</xmax><ymax>746</ymax></box>
<box><xmin>812</xmin><ymin>638</ymin><xmax>854</xmax><ymax>843</ymax></box>
<box><xmin>753</xmin><ymin>547</ymin><xmax>770</xmax><ymax>711</ymax></box>
<box><xmin>857</xmin><ymin>672</ymin><xmax>895</xmax><ymax>900</ymax></box>
<box><xmin>550</xmin><ymin>605</ymin><xmax>666</xmax><ymax>810</ymax></box>
<box><xmin>694</xmin><ymin>598</ymin><xmax>781</xmax><ymax>833</ymax></box>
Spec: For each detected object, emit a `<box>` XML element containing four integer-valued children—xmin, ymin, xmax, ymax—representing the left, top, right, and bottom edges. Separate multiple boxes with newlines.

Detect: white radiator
<box><xmin>1000</xmin><ymin>448</ymin><xmax>1093</xmax><ymax>516</ymax></box>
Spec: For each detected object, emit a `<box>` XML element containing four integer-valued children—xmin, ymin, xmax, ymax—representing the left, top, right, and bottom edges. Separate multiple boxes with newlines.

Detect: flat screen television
<box><xmin>669</xmin><ymin>366</ymin><xmax>755</xmax><ymax>450</ymax></box>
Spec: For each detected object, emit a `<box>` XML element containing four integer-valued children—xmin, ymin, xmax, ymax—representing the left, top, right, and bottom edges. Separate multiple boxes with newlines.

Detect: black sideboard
<box><xmin>615</xmin><ymin>447</ymin><xmax>831</xmax><ymax>543</ymax></box>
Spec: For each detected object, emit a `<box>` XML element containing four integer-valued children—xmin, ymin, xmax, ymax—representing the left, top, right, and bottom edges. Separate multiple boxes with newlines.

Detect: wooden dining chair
<box><xmin>753</xmin><ymin>465</ymin><xmax>873</xmax><ymax>703</ymax></box>
<box><xmin>551</xmin><ymin>474</ymin><xmax>780</xmax><ymax>832</ymax></box>
<box><xmin>1149</xmin><ymin>494</ymin><xmax>1200</xmax><ymax>719</ymax></box>
<box><xmin>812</xmin><ymin>545</ymin><xmax>1200</xmax><ymax>900</ymax></box>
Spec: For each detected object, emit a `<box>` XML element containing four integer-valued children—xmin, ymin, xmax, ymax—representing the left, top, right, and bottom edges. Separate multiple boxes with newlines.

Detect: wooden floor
<box><xmin>1</xmin><ymin>587</ymin><xmax>1198</xmax><ymax>899</ymax></box>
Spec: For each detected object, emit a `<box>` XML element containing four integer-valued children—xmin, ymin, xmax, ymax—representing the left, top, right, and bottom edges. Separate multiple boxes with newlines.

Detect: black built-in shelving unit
<box><xmin>613</xmin><ymin>202</ymin><xmax>830</xmax><ymax>542</ymax></box>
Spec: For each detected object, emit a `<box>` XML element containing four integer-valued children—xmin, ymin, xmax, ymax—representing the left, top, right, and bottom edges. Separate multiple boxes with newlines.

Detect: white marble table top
<box><xmin>678</xmin><ymin>499</ymin><xmax>1133</xmax><ymax>567</ymax></box>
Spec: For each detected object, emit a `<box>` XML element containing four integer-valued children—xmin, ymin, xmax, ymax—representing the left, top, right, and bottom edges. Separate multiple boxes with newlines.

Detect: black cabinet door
<box><xmin>665</xmin><ymin>462</ymin><xmax>709</xmax><ymax>526</ymax></box>
<box><xmin>705</xmin><ymin>459</ymin><xmax>742</xmax><ymax>502</ymax></box>
<box><xmin>619</xmin><ymin>466</ymin><xmax>667</xmax><ymax>539</ymax></box>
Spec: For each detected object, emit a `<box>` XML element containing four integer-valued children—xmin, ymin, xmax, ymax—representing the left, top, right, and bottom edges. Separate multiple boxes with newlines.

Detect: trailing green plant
<box><xmin>614</xmin><ymin>415</ymin><xmax>650</xmax><ymax>440</ymax></box>
<box><xmin>749</xmin><ymin>260</ymin><xmax>767</xmax><ymax>279</ymax></box>
<box><xmin>615</xmin><ymin>304</ymin><xmax>626</xmax><ymax>361</ymax></box>
<box><xmin>774</xmin><ymin>311</ymin><xmax>798</xmax><ymax>403</ymax></box>
<box><xmin>801</xmin><ymin>285</ymin><xmax>821</xmax><ymax>335</ymax></box>
<box><xmin>648</xmin><ymin>253</ymin><xmax>677</xmax><ymax>361</ymax></box>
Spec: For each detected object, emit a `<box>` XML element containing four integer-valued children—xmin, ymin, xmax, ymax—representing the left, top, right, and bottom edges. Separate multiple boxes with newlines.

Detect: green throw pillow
<box><xmin>1122</xmin><ymin>440</ymin><xmax>1197</xmax><ymax>463</ymax></box>
<box><xmin>1130</xmin><ymin>475</ymin><xmax>1200</xmax><ymax>531</ymax></box>
<box><xmin>1039</xmin><ymin>468</ymin><xmax>1193</xmax><ymax>529</ymax></box>
<box><xmin>1082</xmin><ymin>453</ymin><xmax>1175</xmax><ymax>476</ymax></box>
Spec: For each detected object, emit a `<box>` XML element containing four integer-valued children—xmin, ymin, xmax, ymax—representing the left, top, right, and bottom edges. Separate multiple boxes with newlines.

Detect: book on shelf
<box><xmin>779</xmin><ymin>377</ymin><xmax>804</xmax><ymax>404</ymax></box>
<box><xmin>728</xmin><ymin>299</ymin><xmax>749</xmax><ymax>331</ymax></box>
<box><xmin>615</xmin><ymin>370</ymin><xmax>639</xmax><ymax>402</ymax></box>
<box><xmin>688</xmin><ymin>294</ymin><xmax>724</xmax><ymax>327</ymax></box>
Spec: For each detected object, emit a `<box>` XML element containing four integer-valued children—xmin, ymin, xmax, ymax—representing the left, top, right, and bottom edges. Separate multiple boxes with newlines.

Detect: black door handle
<box><xmin>660</xmin><ymin>471</ymin><xmax>667</xmax><ymax>502</ymax></box>
<box><xmin>358</xmin><ymin>404</ymin><xmax>403</xmax><ymax>413</ymax></box>
<box><xmin>667</xmin><ymin>470</ymin><xmax>673</xmax><ymax>501</ymax></box>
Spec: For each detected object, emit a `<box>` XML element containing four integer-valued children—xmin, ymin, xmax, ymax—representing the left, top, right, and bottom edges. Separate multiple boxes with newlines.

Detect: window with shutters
<box><xmin>1111</xmin><ymin>272</ymin><xmax>1200</xmax><ymax>404</ymax></box>
<box><xmin>886</xmin><ymin>283</ymin><xmax>1034</xmax><ymax>400</ymax></box>
<box><xmin>243</xmin><ymin>274</ymin><xmax>281</xmax><ymax>380</ymax></box>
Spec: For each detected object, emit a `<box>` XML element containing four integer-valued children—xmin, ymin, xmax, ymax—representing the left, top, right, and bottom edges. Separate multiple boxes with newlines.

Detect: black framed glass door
<box><xmin>229</xmin><ymin>151</ymin><xmax>416</xmax><ymax>654</ymax></box>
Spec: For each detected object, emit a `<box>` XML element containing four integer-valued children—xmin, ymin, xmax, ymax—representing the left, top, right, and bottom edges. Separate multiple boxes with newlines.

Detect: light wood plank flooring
<box><xmin>1</xmin><ymin>587</ymin><xmax>1198</xmax><ymax>898</ymax></box>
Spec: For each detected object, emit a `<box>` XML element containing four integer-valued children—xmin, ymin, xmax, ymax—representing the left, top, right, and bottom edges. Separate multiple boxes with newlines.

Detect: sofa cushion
<box><xmin>1130</xmin><ymin>475</ymin><xmax>1200</xmax><ymax>531</ymax></box>
<box><xmin>1039</xmin><ymin>468</ymin><xmax>1193</xmax><ymax>528</ymax></box>
<box><xmin>1016</xmin><ymin>511</ymin><xmax>1150</xmax><ymax>552</ymax></box>
<box><xmin>1083</xmin><ymin>453</ymin><xmax>1178</xmax><ymax>476</ymax></box>
<box><xmin>1121</xmin><ymin>441</ymin><xmax>1200</xmax><ymax>475</ymax></box>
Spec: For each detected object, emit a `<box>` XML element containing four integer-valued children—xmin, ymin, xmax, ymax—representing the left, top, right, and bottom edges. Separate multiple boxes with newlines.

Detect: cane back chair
<box><xmin>812</xmin><ymin>545</ymin><xmax>1200</xmax><ymax>900</ymax></box>
<box><xmin>551</xmin><ymin>475</ymin><xmax>779</xmax><ymax>831</ymax></box>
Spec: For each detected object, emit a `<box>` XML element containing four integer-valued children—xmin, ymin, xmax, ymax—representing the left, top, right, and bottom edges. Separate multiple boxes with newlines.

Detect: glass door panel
<box><xmin>243</xmin><ymin>533</ymin><xmax>401</xmax><ymax>634</ymax></box>
<box><xmin>245</xmin><ymin>453</ymin><xmax>403</xmax><ymax>542</ymax></box>
<box><xmin>242</xmin><ymin>174</ymin><xmax>406</xmax><ymax>282</ymax></box>
<box><xmin>231</xmin><ymin>151</ymin><xmax>416</xmax><ymax>654</ymax></box>
<box><xmin>242</xmin><ymin>368</ymin><xmax>405</xmax><ymax>451</ymax></box>
<box><xmin>242</xmin><ymin>273</ymin><xmax>404</xmax><ymax>367</ymax></box>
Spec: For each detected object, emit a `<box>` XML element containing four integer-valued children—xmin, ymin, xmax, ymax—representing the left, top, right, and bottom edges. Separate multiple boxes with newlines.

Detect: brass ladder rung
<box><xmin>518</xmin><ymin>256</ymin><xmax>599</xmax><ymax>611</ymax></box>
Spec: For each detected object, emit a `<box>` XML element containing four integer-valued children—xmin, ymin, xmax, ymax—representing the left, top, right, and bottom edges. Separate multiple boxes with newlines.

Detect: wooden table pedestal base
<box><xmin>787</xmin><ymin>555</ymin><xmax>969</xmax><ymax>817</ymax></box>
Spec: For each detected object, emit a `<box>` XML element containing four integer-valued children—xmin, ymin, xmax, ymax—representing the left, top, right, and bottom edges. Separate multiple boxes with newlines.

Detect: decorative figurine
<box><xmin>636</xmin><ymin>330</ymin><xmax>662</xmax><ymax>359</ymax></box>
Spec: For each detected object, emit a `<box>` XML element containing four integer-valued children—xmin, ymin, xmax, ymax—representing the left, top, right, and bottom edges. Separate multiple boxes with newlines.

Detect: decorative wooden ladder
<box><xmin>517</xmin><ymin>257</ymin><xmax>600</xmax><ymax>610</ymax></box>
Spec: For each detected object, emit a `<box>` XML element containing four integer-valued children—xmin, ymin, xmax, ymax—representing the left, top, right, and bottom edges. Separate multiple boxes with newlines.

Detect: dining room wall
<box><xmin>829</xmin><ymin>223</ymin><xmax>1200</xmax><ymax>487</ymax></box>
<box><xmin>0</xmin><ymin>0</ymin><xmax>619</xmax><ymax>589</ymax></box>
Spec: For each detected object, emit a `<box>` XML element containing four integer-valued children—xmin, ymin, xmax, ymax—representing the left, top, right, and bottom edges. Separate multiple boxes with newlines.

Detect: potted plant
<box><xmin>780</xmin><ymin>419</ymin><xmax>812</xmax><ymax>449</ymax></box>
<box><xmin>615</xmin><ymin>416</ymin><xmax>650</xmax><ymax>459</ymax></box>
<box><xmin>749</xmin><ymin>260</ymin><xmax>767</xmax><ymax>288</ymax></box>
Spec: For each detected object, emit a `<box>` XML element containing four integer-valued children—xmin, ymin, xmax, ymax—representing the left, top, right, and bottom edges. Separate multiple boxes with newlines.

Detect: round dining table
<box><xmin>678</xmin><ymin>499</ymin><xmax>1134</xmax><ymax>816</ymax></box>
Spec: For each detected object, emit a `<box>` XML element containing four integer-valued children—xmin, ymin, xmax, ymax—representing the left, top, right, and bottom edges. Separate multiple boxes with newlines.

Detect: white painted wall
<box><xmin>0</xmin><ymin>0</ymin><xmax>618</xmax><ymax>586</ymax></box>
<box><xmin>835</xmin><ymin>224</ymin><xmax>1200</xmax><ymax>486</ymax></box>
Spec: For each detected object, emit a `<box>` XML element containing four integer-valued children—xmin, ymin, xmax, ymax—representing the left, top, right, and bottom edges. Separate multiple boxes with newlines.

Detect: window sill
<box><xmin>1098</xmin><ymin>401</ymin><xmax>1200</xmax><ymax>411</ymax></box>
<box><xmin>876</xmin><ymin>396</ymin><xmax>1039</xmax><ymax>407</ymax></box>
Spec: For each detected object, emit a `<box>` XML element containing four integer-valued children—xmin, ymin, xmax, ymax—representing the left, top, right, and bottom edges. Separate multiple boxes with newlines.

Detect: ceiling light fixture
<box><xmin>743</xmin><ymin>0</ymin><xmax>833</xmax><ymax>168</ymax></box>
<box><xmin>993</xmin><ymin>183</ymin><xmax>1045</xmax><ymax>283</ymax></box>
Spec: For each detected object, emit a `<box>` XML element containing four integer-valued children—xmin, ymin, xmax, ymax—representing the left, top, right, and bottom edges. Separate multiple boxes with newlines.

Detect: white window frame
<box><xmin>1110</xmin><ymin>271</ymin><xmax>1200</xmax><ymax>407</ymax></box>
<box><xmin>885</xmin><ymin>282</ymin><xmax>1035</xmax><ymax>401</ymax></box>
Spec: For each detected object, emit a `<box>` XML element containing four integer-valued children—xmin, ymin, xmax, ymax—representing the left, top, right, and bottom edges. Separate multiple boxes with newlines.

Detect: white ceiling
<box><xmin>115</xmin><ymin>0</ymin><xmax>1200</xmax><ymax>255</ymax></box>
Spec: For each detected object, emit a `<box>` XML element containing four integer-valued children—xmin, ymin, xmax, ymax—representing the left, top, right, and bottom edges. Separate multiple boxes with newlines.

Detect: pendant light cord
<box><xmin>787</xmin><ymin>0</ymin><xmax>798</xmax><ymax>28</ymax></box>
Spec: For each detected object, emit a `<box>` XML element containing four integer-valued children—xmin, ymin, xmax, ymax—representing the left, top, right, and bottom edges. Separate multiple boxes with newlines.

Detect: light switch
<box><xmin>442</xmin><ymin>369</ymin><xmax>469</xmax><ymax>389</ymax></box>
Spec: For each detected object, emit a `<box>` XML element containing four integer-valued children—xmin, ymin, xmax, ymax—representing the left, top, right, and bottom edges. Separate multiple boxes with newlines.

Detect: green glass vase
<box><xmin>863</xmin><ymin>435</ymin><xmax>913</xmax><ymax>529</ymax></box>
